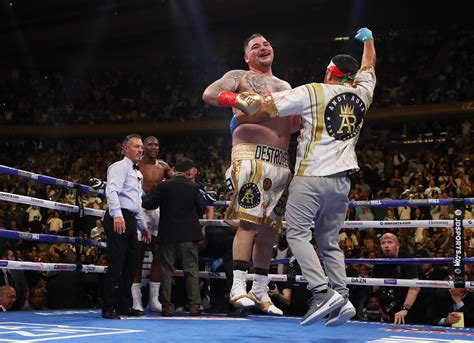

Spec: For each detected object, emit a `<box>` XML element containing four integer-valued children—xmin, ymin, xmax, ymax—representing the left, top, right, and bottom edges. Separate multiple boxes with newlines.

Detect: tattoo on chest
<box><xmin>246</xmin><ymin>74</ymin><xmax>267</xmax><ymax>94</ymax></box>
<box><xmin>244</xmin><ymin>74</ymin><xmax>288</xmax><ymax>94</ymax></box>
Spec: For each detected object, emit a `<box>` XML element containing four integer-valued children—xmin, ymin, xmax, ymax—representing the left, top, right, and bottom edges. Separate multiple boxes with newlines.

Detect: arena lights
<box><xmin>333</xmin><ymin>36</ymin><xmax>350</xmax><ymax>41</ymax></box>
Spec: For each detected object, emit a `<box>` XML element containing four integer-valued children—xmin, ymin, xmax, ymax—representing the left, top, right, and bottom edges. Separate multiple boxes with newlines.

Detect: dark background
<box><xmin>0</xmin><ymin>0</ymin><xmax>469</xmax><ymax>71</ymax></box>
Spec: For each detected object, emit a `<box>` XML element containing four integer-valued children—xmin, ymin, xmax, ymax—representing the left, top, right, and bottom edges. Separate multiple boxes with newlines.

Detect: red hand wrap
<box><xmin>217</xmin><ymin>91</ymin><xmax>238</xmax><ymax>107</ymax></box>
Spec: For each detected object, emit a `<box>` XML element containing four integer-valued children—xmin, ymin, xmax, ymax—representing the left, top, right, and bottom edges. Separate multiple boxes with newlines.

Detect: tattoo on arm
<box><xmin>206</xmin><ymin>70</ymin><xmax>245</xmax><ymax>98</ymax></box>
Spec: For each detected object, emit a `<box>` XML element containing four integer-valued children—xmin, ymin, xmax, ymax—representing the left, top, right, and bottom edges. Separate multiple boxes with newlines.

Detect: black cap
<box><xmin>175</xmin><ymin>158</ymin><xmax>196</xmax><ymax>172</ymax></box>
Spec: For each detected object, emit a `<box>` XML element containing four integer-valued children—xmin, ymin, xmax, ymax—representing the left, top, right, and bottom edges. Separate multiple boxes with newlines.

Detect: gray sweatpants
<box><xmin>285</xmin><ymin>173</ymin><xmax>350</xmax><ymax>296</ymax></box>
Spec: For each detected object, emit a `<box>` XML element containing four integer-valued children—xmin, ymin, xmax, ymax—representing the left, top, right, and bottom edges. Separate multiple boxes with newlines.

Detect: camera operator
<box><xmin>358</xmin><ymin>293</ymin><xmax>389</xmax><ymax>322</ymax></box>
<box><xmin>373</xmin><ymin>233</ymin><xmax>420</xmax><ymax>324</ymax></box>
<box><xmin>267</xmin><ymin>256</ymin><xmax>312</xmax><ymax>316</ymax></box>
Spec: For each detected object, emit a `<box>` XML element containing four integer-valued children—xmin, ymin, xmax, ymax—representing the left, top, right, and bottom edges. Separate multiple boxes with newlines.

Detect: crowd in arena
<box><xmin>0</xmin><ymin>25</ymin><xmax>473</xmax><ymax>326</ymax></box>
<box><xmin>0</xmin><ymin>26</ymin><xmax>473</xmax><ymax>125</ymax></box>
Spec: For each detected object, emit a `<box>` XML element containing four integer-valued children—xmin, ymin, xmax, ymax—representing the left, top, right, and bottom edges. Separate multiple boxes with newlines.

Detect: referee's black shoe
<box><xmin>117</xmin><ymin>308</ymin><xmax>144</xmax><ymax>316</ymax></box>
<box><xmin>102</xmin><ymin>308</ymin><xmax>120</xmax><ymax>319</ymax></box>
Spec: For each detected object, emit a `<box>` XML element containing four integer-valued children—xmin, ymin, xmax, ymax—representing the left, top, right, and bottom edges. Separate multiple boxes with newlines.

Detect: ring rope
<box><xmin>1</xmin><ymin>260</ymin><xmax>472</xmax><ymax>289</ymax></box>
<box><xmin>1</xmin><ymin>165</ymin><xmax>473</xmax><ymax>208</ymax></box>
<box><xmin>2</xmin><ymin>191</ymin><xmax>473</xmax><ymax>229</ymax></box>
<box><xmin>0</xmin><ymin>229</ymin><xmax>107</xmax><ymax>249</ymax></box>
<box><xmin>270</xmin><ymin>257</ymin><xmax>474</xmax><ymax>265</ymax></box>
<box><xmin>0</xmin><ymin>191</ymin><xmax>105</xmax><ymax>217</ymax></box>
<box><xmin>0</xmin><ymin>164</ymin><xmax>104</xmax><ymax>196</ymax></box>
<box><xmin>0</xmin><ymin>259</ymin><xmax>107</xmax><ymax>273</ymax></box>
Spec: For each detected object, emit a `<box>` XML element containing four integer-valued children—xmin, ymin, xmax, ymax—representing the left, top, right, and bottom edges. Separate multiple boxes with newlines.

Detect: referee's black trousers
<box><xmin>103</xmin><ymin>209</ymin><xmax>139</xmax><ymax>312</ymax></box>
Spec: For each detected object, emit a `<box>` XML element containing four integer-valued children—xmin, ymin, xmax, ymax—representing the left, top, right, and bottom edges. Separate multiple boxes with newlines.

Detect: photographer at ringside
<box><xmin>373</xmin><ymin>233</ymin><xmax>420</xmax><ymax>324</ymax></box>
<box><xmin>267</xmin><ymin>256</ymin><xmax>312</xmax><ymax>317</ymax></box>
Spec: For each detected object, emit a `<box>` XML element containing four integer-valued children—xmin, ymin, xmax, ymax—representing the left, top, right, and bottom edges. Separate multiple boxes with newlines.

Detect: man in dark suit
<box><xmin>142</xmin><ymin>157</ymin><xmax>203</xmax><ymax>316</ymax></box>
<box><xmin>426</xmin><ymin>273</ymin><xmax>474</xmax><ymax>327</ymax></box>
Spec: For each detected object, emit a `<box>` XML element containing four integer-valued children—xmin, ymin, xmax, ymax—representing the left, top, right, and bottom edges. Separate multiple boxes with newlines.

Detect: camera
<box><xmin>378</xmin><ymin>288</ymin><xmax>400</xmax><ymax>313</ymax></box>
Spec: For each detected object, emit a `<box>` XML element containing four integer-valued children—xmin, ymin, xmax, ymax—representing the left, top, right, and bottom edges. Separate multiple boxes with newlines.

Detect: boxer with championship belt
<box><xmin>203</xmin><ymin>33</ymin><xmax>300</xmax><ymax>316</ymax></box>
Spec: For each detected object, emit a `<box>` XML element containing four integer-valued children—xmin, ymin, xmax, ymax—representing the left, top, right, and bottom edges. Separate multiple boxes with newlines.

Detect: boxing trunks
<box><xmin>224</xmin><ymin>143</ymin><xmax>291</xmax><ymax>232</ymax></box>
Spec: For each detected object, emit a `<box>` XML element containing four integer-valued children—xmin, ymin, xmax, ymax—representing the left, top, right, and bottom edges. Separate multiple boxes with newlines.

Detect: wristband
<box><xmin>401</xmin><ymin>305</ymin><xmax>410</xmax><ymax>311</ymax></box>
<box><xmin>217</xmin><ymin>91</ymin><xmax>238</xmax><ymax>107</ymax></box>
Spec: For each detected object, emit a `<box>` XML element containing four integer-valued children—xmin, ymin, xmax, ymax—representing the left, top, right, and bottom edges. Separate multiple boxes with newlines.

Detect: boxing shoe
<box><xmin>229</xmin><ymin>270</ymin><xmax>255</xmax><ymax>308</ymax></box>
<box><xmin>131</xmin><ymin>283</ymin><xmax>144</xmax><ymax>312</ymax></box>
<box><xmin>301</xmin><ymin>287</ymin><xmax>344</xmax><ymax>326</ymax></box>
<box><xmin>248</xmin><ymin>275</ymin><xmax>283</xmax><ymax>316</ymax></box>
<box><xmin>148</xmin><ymin>282</ymin><xmax>162</xmax><ymax>312</ymax></box>
<box><xmin>325</xmin><ymin>297</ymin><xmax>356</xmax><ymax>327</ymax></box>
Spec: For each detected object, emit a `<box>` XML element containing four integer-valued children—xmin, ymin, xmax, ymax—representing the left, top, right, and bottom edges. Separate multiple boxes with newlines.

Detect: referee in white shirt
<box><xmin>102</xmin><ymin>134</ymin><xmax>151</xmax><ymax>319</ymax></box>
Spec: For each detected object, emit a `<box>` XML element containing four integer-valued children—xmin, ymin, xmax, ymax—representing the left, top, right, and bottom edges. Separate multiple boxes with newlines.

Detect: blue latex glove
<box><xmin>355</xmin><ymin>27</ymin><xmax>373</xmax><ymax>42</ymax></box>
<box><xmin>229</xmin><ymin>115</ymin><xmax>240</xmax><ymax>134</ymax></box>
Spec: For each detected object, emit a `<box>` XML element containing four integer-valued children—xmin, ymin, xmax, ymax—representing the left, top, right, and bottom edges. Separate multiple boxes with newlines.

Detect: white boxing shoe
<box><xmin>230</xmin><ymin>270</ymin><xmax>255</xmax><ymax>308</ymax></box>
<box><xmin>131</xmin><ymin>283</ymin><xmax>144</xmax><ymax>312</ymax></box>
<box><xmin>148</xmin><ymin>282</ymin><xmax>162</xmax><ymax>312</ymax></box>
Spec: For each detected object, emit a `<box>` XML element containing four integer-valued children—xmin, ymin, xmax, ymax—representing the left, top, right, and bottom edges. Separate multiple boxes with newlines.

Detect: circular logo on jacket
<box><xmin>325</xmin><ymin>92</ymin><xmax>365</xmax><ymax>141</ymax></box>
<box><xmin>238</xmin><ymin>183</ymin><xmax>261</xmax><ymax>209</ymax></box>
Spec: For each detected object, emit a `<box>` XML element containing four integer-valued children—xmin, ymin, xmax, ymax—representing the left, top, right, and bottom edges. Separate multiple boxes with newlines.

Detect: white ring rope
<box><xmin>0</xmin><ymin>191</ymin><xmax>105</xmax><ymax>217</ymax></box>
<box><xmin>1</xmin><ymin>260</ymin><xmax>473</xmax><ymax>289</ymax></box>
<box><xmin>1</xmin><ymin>191</ymin><xmax>473</xmax><ymax>229</ymax></box>
<box><xmin>0</xmin><ymin>260</ymin><xmax>107</xmax><ymax>273</ymax></box>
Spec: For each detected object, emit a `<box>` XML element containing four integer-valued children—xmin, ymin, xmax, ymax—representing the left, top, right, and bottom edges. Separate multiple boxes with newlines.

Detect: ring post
<box><xmin>453</xmin><ymin>198</ymin><xmax>465</xmax><ymax>288</ymax></box>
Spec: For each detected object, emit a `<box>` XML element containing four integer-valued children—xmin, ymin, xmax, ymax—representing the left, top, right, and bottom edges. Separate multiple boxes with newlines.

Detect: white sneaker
<box><xmin>148</xmin><ymin>282</ymin><xmax>162</xmax><ymax>312</ymax></box>
<box><xmin>325</xmin><ymin>297</ymin><xmax>356</xmax><ymax>327</ymax></box>
<box><xmin>131</xmin><ymin>283</ymin><xmax>144</xmax><ymax>312</ymax></box>
<box><xmin>229</xmin><ymin>270</ymin><xmax>255</xmax><ymax>308</ymax></box>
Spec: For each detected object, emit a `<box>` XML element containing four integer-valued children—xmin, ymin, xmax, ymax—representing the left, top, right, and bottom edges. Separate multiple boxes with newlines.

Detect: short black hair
<box><xmin>175</xmin><ymin>157</ymin><xmax>196</xmax><ymax>172</ymax></box>
<box><xmin>243</xmin><ymin>33</ymin><xmax>265</xmax><ymax>52</ymax></box>
<box><xmin>331</xmin><ymin>54</ymin><xmax>359</xmax><ymax>77</ymax></box>
<box><xmin>144</xmin><ymin>136</ymin><xmax>158</xmax><ymax>145</ymax></box>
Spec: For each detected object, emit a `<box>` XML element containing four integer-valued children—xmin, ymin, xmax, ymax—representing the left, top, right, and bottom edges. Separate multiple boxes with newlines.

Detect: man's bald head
<box><xmin>0</xmin><ymin>285</ymin><xmax>16</xmax><ymax>311</ymax></box>
<box><xmin>379</xmin><ymin>232</ymin><xmax>400</xmax><ymax>258</ymax></box>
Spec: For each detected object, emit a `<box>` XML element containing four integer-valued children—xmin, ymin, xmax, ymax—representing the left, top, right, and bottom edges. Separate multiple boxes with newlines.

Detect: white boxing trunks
<box><xmin>225</xmin><ymin>143</ymin><xmax>291</xmax><ymax>231</ymax></box>
<box><xmin>138</xmin><ymin>207</ymin><xmax>160</xmax><ymax>239</ymax></box>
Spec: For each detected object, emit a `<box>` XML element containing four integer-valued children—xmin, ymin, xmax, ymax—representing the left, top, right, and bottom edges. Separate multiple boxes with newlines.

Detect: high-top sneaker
<box><xmin>248</xmin><ymin>274</ymin><xmax>283</xmax><ymax>316</ymax></box>
<box><xmin>229</xmin><ymin>270</ymin><xmax>255</xmax><ymax>308</ymax></box>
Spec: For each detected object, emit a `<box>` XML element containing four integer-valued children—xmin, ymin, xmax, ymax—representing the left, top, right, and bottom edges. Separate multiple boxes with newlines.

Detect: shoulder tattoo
<box><xmin>217</xmin><ymin>70</ymin><xmax>245</xmax><ymax>92</ymax></box>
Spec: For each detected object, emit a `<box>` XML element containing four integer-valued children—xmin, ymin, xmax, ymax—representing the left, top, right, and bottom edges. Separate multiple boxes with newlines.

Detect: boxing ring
<box><xmin>0</xmin><ymin>164</ymin><xmax>473</xmax><ymax>342</ymax></box>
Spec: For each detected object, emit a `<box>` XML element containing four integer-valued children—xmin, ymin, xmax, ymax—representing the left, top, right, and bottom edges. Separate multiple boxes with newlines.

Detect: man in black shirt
<box><xmin>268</xmin><ymin>256</ymin><xmax>312</xmax><ymax>316</ymax></box>
<box><xmin>142</xmin><ymin>158</ymin><xmax>203</xmax><ymax>316</ymax></box>
<box><xmin>373</xmin><ymin>233</ymin><xmax>420</xmax><ymax>324</ymax></box>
